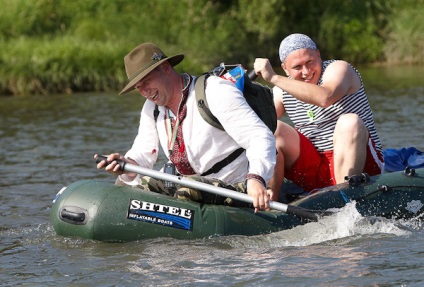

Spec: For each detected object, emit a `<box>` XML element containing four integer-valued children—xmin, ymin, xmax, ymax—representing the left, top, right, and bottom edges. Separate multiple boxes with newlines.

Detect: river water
<box><xmin>1</xmin><ymin>65</ymin><xmax>423</xmax><ymax>286</ymax></box>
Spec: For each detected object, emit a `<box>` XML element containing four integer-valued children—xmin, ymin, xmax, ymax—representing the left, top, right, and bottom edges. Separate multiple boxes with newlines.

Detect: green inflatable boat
<box><xmin>51</xmin><ymin>166</ymin><xmax>424</xmax><ymax>242</ymax></box>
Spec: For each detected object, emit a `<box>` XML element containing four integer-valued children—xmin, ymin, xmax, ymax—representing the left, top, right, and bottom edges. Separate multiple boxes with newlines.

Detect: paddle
<box><xmin>95</xmin><ymin>155</ymin><xmax>330</xmax><ymax>221</ymax></box>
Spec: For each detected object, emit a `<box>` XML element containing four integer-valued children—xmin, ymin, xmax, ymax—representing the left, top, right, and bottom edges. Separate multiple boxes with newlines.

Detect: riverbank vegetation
<box><xmin>0</xmin><ymin>0</ymin><xmax>423</xmax><ymax>96</ymax></box>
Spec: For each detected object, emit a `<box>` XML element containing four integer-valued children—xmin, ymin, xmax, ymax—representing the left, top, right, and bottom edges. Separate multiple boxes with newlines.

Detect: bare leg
<box><xmin>268</xmin><ymin>121</ymin><xmax>300</xmax><ymax>200</ymax></box>
<box><xmin>333</xmin><ymin>114</ymin><xmax>369</xmax><ymax>183</ymax></box>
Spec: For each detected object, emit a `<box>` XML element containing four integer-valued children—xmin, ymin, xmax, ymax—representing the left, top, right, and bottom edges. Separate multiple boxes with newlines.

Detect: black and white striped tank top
<box><xmin>276</xmin><ymin>60</ymin><xmax>382</xmax><ymax>153</ymax></box>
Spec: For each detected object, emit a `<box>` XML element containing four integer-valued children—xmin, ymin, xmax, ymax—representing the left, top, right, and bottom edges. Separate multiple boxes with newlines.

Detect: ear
<box><xmin>281</xmin><ymin>62</ymin><xmax>289</xmax><ymax>77</ymax></box>
<box><xmin>160</xmin><ymin>61</ymin><xmax>172</xmax><ymax>74</ymax></box>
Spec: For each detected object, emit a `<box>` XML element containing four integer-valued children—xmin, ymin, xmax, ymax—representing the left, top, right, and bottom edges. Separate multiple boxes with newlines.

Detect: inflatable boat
<box><xmin>50</xmin><ymin>164</ymin><xmax>424</xmax><ymax>242</ymax></box>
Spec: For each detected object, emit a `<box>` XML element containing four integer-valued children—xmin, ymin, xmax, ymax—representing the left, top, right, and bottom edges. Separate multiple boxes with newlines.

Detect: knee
<box><xmin>335</xmin><ymin>114</ymin><xmax>365</xmax><ymax>134</ymax></box>
<box><xmin>273</xmin><ymin>121</ymin><xmax>300</xmax><ymax>164</ymax></box>
<box><xmin>334</xmin><ymin>114</ymin><xmax>368</xmax><ymax>142</ymax></box>
<box><xmin>274</xmin><ymin>121</ymin><xmax>296</xmax><ymax>148</ymax></box>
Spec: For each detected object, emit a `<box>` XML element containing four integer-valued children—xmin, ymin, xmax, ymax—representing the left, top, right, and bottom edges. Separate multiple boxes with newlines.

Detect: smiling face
<box><xmin>282</xmin><ymin>48</ymin><xmax>322</xmax><ymax>85</ymax></box>
<box><xmin>134</xmin><ymin>64</ymin><xmax>173</xmax><ymax>107</ymax></box>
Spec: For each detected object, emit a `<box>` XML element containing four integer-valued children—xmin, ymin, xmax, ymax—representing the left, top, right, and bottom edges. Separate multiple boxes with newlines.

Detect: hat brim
<box><xmin>119</xmin><ymin>54</ymin><xmax>184</xmax><ymax>95</ymax></box>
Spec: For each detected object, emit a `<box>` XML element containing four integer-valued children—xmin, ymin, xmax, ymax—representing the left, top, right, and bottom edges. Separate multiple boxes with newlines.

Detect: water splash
<box><xmin>217</xmin><ymin>202</ymin><xmax>413</xmax><ymax>248</ymax></box>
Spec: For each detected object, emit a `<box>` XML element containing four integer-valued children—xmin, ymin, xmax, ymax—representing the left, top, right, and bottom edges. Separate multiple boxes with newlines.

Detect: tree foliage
<box><xmin>0</xmin><ymin>0</ymin><xmax>422</xmax><ymax>95</ymax></box>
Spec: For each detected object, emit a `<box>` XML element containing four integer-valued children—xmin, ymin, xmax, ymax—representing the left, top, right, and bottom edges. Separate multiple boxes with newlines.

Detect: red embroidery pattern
<box><xmin>169</xmin><ymin>76</ymin><xmax>196</xmax><ymax>175</ymax></box>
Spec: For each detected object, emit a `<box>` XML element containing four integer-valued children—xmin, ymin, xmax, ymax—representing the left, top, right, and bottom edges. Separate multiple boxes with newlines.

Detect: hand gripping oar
<box><xmin>95</xmin><ymin>155</ymin><xmax>329</xmax><ymax>221</ymax></box>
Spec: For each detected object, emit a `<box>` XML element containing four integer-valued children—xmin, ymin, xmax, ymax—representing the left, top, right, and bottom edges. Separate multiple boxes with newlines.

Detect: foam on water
<box><xmin>217</xmin><ymin>202</ymin><xmax>414</xmax><ymax>248</ymax></box>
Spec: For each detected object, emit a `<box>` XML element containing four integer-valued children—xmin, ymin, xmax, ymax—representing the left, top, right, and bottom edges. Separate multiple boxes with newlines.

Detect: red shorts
<box><xmin>285</xmin><ymin>131</ymin><xmax>384</xmax><ymax>191</ymax></box>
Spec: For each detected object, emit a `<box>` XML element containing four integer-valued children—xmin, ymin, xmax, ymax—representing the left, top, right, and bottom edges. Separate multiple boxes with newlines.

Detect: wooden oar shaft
<box><xmin>96</xmin><ymin>156</ymin><xmax>319</xmax><ymax>221</ymax></box>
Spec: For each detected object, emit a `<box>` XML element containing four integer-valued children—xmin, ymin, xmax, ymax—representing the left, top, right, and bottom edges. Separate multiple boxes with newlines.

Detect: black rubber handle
<box><xmin>248</xmin><ymin>70</ymin><xmax>258</xmax><ymax>81</ymax></box>
<box><xmin>95</xmin><ymin>155</ymin><xmax>126</xmax><ymax>171</ymax></box>
<box><xmin>286</xmin><ymin>205</ymin><xmax>319</xmax><ymax>222</ymax></box>
<box><xmin>61</xmin><ymin>208</ymin><xmax>85</xmax><ymax>223</ymax></box>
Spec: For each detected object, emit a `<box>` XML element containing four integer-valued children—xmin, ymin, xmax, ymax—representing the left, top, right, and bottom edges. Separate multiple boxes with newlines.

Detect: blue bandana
<box><xmin>278</xmin><ymin>33</ymin><xmax>317</xmax><ymax>63</ymax></box>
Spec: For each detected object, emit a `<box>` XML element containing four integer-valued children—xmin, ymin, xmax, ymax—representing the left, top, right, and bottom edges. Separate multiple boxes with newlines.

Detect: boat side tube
<box><xmin>50</xmin><ymin>180</ymin><xmax>304</xmax><ymax>242</ymax></box>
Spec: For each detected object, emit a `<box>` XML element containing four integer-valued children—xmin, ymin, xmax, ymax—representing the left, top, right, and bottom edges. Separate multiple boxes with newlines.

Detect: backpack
<box><xmin>195</xmin><ymin>64</ymin><xmax>277</xmax><ymax>133</ymax></box>
<box><xmin>153</xmin><ymin>64</ymin><xmax>277</xmax><ymax>176</ymax></box>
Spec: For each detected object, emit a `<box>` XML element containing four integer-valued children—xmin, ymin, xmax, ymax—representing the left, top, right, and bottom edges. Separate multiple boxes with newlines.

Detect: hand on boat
<box><xmin>246</xmin><ymin>178</ymin><xmax>274</xmax><ymax>213</ymax></box>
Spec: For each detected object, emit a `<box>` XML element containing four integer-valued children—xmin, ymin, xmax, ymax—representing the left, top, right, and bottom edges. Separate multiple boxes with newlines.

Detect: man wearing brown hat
<box><xmin>253</xmin><ymin>34</ymin><xmax>384</xmax><ymax>200</ymax></box>
<box><xmin>96</xmin><ymin>42</ymin><xmax>276</xmax><ymax>212</ymax></box>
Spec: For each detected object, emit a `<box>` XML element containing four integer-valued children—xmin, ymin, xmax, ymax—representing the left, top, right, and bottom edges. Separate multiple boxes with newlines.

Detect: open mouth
<box><xmin>302</xmin><ymin>75</ymin><xmax>313</xmax><ymax>82</ymax></box>
<box><xmin>150</xmin><ymin>92</ymin><xmax>158</xmax><ymax>101</ymax></box>
<box><xmin>302</xmin><ymin>72</ymin><xmax>313</xmax><ymax>79</ymax></box>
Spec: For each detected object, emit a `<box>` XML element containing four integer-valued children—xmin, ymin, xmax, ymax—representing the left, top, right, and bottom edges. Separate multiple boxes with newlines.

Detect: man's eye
<box><xmin>136</xmin><ymin>80</ymin><xmax>149</xmax><ymax>89</ymax></box>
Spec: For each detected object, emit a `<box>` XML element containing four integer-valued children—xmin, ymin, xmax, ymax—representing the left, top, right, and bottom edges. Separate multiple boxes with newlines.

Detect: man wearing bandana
<box><xmin>253</xmin><ymin>33</ymin><xmax>384</xmax><ymax>198</ymax></box>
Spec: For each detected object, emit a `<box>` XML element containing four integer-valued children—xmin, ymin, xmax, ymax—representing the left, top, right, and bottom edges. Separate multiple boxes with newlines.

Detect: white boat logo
<box><xmin>406</xmin><ymin>200</ymin><xmax>424</xmax><ymax>214</ymax></box>
<box><xmin>127</xmin><ymin>199</ymin><xmax>194</xmax><ymax>230</ymax></box>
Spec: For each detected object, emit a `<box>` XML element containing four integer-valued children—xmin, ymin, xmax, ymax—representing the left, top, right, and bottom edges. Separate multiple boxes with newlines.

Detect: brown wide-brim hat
<box><xmin>120</xmin><ymin>42</ymin><xmax>184</xmax><ymax>95</ymax></box>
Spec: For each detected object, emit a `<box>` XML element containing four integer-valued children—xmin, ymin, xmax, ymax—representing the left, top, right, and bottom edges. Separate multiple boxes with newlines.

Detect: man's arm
<box><xmin>272</xmin><ymin>86</ymin><xmax>286</xmax><ymax>119</ymax></box>
<box><xmin>256</xmin><ymin>59</ymin><xmax>361</xmax><ymax>107</ymax></box>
